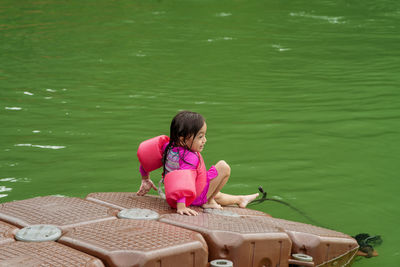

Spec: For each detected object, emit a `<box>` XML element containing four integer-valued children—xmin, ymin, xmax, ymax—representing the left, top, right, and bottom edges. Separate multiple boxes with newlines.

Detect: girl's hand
<box><xmin>137</xmin><ymin>176</ymin><xmax>157</xmax><ymax>196</ymax></box>
<box><xmin>177</xmin><ymin>202</ymin><xmax>198</xmax><ymax>216</ymax></box>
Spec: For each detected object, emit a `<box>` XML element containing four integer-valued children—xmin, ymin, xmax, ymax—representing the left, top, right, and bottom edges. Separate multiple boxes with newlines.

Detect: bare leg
<box><xmin>201</xmin><ymin>199</ymin><xmax>222</xmax><ymax>209</ymax></box>
<box><xmin>203</xmin><ymin>160</ymin><xmax>259</xmax><ymax>209</ymax></box>
<box><xmin>202</xmin><ymin>160</ymin><xmax>230</xmax><ymax>209</ymax></box>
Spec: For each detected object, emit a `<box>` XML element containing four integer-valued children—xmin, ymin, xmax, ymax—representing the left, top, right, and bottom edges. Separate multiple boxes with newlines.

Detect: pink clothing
<box><xmin>139</xmin><ymin>143</ymin><xmax>218</xmax><ymax>206</ymax></box>
<box><xmin>191</xmin><ymin>165</ymin><xmax>218</xmax><ymax>206</ymax></box>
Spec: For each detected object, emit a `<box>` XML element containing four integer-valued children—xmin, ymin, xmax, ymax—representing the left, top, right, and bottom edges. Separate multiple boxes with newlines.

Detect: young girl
<box><xmin>137</xmin><ymin>111</ymin><xmax>259</xmax><ymax>216</ymax></box>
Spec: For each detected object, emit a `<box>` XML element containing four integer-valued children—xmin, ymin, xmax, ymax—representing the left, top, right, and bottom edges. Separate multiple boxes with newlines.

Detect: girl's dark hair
<box><xmin>162</xmin><ymin>111</ymin><xmax>205</xmax><ymax>176</ymax></box>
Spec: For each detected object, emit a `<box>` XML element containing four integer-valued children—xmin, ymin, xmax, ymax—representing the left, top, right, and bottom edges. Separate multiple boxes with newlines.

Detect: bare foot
<box><xmin>238</xmin><ymin>193</ymin><xmax>259</xmax><ymax>208</ymax></box>
<box><xmin>202</xmin><ymin>198</ymin><xmax>223</xmax><ymax>209</ymax></box>
<box><xmin>202</xmin><ymin>202</ymin><xmax>223</xmax><ymax>209</ymax></box>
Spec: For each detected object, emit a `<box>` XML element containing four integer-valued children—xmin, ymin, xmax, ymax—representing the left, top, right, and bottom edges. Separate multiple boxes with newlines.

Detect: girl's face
<box><xmin>184</xmin><ymin>122</ymin><xmax>207</xmax><ymax>152</ymax></box>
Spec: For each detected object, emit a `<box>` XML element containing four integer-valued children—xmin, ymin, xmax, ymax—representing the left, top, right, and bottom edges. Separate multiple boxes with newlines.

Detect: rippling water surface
<box><xmin>1</xmin><ymin>0</ymin><xmax>399</xmax><ymax>265</ymax></box>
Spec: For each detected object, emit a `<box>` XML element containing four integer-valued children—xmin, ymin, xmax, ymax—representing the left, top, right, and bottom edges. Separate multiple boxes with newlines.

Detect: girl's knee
<box><xmin>217</xmin><ymin>160</ymin><xmax>231</xmax><ymax>177</ymax></box>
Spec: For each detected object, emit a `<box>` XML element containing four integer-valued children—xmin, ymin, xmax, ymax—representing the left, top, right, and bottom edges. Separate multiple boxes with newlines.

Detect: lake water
<box><xmin>1</xmin><ymin>0</ymin><xmax>399</xmax><ymax>266</ymax></box>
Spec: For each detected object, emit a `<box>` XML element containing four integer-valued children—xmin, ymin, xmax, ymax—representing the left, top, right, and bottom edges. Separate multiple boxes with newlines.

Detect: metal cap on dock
<box><xmin>210</xmin><ymin>259</ymin><xmax>233</xmax><ymax>267</ymax></box>
<box><xmin>117</xmin><ymin>208</ymin><xmax>159</xmax><ymax>220</ymax></box>
<box><xmin>15</xmin><ymin>225</ymin><xmax>62</xmax><ymax>242</ymax></box>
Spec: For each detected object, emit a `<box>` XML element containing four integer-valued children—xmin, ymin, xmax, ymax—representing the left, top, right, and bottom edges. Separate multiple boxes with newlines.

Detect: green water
<box><xmin>1</xmin><ymin>0</ymin><xmax>399</xmax><ymax>265</ymax></box>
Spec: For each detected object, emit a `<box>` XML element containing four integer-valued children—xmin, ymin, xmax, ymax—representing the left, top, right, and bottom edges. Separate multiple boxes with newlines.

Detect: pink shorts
<box><xmin>191</xmin><ymin>165</ymin><xmax>218</xmax><ymax>206</ymax></box>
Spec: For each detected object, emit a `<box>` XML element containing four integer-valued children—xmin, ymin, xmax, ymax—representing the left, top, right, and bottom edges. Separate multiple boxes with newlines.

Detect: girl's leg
<box><xmin>203</xmin><ymin>160</ymin><xmax>259</xmax><ymax>209</ymax></box>
<box><xmin>214</xmin><ymin>192</ymin><xmax>259</xmax><ymax>208</ymax></box>
<box><xmin>202</xmin><ymin>160</ymin><xmax>230</xmax><ymax>209</ymax></box>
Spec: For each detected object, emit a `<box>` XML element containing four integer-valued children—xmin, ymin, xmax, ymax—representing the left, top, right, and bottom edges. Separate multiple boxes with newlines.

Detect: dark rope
<box><xmin>249</xmin><ymin>186</ymin><xmax>322</xmax><ymax>226</ymax></box>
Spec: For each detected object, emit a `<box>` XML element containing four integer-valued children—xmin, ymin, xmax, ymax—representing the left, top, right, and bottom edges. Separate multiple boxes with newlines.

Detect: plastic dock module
<box><xmin>204</xmin><ymin>206</ymin><xmax>272</xmax><ymax>217</ymax></box>
<box><xmin>87</xmin><ymin>192</ymin><xmax>175</xmax><ymax>213</ymax></box>
<box><xmin>159</xmin><ymin>213</ymin><xmax>292</xmax><ymax>267</ymax></box>
<box><xmin>59</xmin><ymin>219</ymin><xmax>208</xmax><ymax>267</ymax></box>
<box><xmin>0</xmin><ymin>196</ymin><xmax>117</xmax><ymax>230</ymax></box>
<box><xmin>0</xmin><ymin>220</ymin><xmax>19</xmax><ymax>245</ymax></box>
<box><xmin>86</xmin><ymin>192</ymin><xmax>271</xmax><ymax>217</ymax></box>
<box><xmin>86</xmin><ymin>192</ymin><xmax>203</xmax><ymax>214</ymax></box>
<box><xmin>221</xmin><ymin>206</ymin><xmax>272</xmax><ymax>217</ymax></box>
<box><xmin>0</xmin><ymin>194</ymin><xmax>360</xmax><ymax>267</ymax></box>
<box><xmin>251</xmin><ymin>216</ymin><xmax>359</xmax><ymax>266</ymax></box>
<box><xmin>0</xmin><ymin>241</ymin><xmax>104</xmax><ymax>267</ymax></box>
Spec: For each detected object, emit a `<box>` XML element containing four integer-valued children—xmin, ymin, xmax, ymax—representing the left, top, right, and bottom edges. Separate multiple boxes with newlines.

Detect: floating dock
<box><xmin>0</xmin><ymin>193</ymin><xmax>359</xmax><ymax>267</ymax></box>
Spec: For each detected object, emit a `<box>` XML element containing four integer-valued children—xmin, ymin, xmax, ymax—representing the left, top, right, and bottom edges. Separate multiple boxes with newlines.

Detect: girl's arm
<box><xmin>176</xmin><ymin>202</ymin><xmax>198</xmax><ymax>216</ymax></box>
<box><xmin>137</xmin><ymin>165</ymin><xmax>157</xmax><ymax>196</ymax></box>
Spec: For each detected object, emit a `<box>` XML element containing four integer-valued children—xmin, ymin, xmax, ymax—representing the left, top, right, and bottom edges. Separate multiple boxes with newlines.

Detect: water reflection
<box><xmin>290</xmin><ymin>12</ymin><xmax>346</xmax><ymax>24</ymax></box>
<box><xmin>14</xmin><ymin>144</ymin><xmax>66</xmax><ymax>149</ymax></box>
<box><xmin>0</xmin><ymin>178</ymin><xmax>30</xmax><ymax>183</ymax></box>
<box><xmin>0</xmin><ymin>186</ymin><xmax>12</xmax><ymax>198</ymax></box>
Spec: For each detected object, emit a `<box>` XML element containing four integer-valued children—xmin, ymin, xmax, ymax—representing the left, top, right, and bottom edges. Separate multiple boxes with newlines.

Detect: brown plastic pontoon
<box><xmin>0</xmin><ymin>193</ymin><xmax>359</xmax><ymax>267</ymax></box>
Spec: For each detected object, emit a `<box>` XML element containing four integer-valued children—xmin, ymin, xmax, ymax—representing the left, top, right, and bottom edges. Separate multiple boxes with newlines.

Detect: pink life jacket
<box><xmin>137</xmin><ymin>135</ymin><xmax>207</xmax><ymax>208</ymax></box>
<box><xmin>137</xmin><ymin>135</ymin><xmax>170</xmax><ymax>173</ymax></box>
